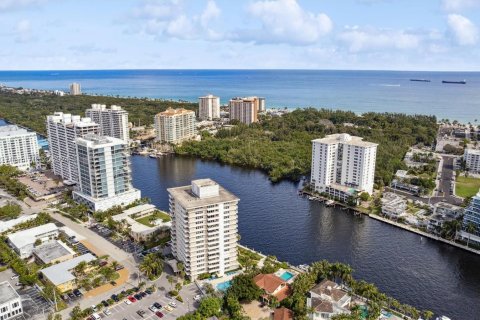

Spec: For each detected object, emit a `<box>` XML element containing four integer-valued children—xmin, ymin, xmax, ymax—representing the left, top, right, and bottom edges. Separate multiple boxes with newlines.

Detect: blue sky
<box><xmin>1</xmin><ymin>0</ymin><xmax>479</xmax><ymax>70</ymax></box>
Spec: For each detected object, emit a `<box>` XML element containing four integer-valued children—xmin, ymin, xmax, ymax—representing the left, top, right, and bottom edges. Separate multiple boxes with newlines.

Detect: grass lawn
<box><xmin>135</xmin><ymin>210</ymin><xmax>171</xmax><ymax>227</ymax></box>
<box><xmin>456</xmin><ymin>176</ymin><xmax>480</xmax><ymax>198</ymax></box>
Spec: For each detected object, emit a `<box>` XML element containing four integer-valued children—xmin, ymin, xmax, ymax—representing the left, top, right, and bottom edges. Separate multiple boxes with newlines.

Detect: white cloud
<box><xmin>338</xmin><ymin>26</ymin><xmax>420</xmax><ymax>52</ymax></box>
<box><xmin>0</xmin><ymin>0</ymin><xmax>45</xmax><ymax>12</ymax></box>
<box><xmin>15</xmin><ymin>19</ymin><xmax>32</xmax><ymax>42</ymax></box>
<box><xmin>241</xmin><ymin>0</ymin><xmax>333</xmax><ymax>45</ymax></box>
<box><xmin>447</xmin><ymin>14</ymin><xmax>478</xmax><ymax>45</ymax></box>
<box><xmin>442</xmin><ymin>0</ymin><xmax>478</xmax><ymax>12</ymax></box>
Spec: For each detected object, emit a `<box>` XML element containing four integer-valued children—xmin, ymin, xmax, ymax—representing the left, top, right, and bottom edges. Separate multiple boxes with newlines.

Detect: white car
<box><xmin>148</xmin><ymin>305</ymin><xmax>158</xmax><ymax>312</ymax></box>
<box><xmin>91</xmin><ymin>305</ymin><xmax>97</xmax><ymax>312</ymax></box>
<box><xmin>193</xmin><ymin>295</ymin><xmax>201</xmax><ymax>301</ymax></box>
<box><xmin>168</xmin><ymin>302</ymin><xmax>177</xmax><ymax>308</ymax></box>
<box><xmin>104</xmin><ymin>308</ymin><xmax>112</xmax><ymax>316</ymax></box>
<box><xmin>10</xmin><ymin>275</ymin><xmax>19</xmax><ymax>280</ymax></box>
<box><xmin>124</xmin><ymin>299</ymin><xmax>132</xmax><ymax>305</ymax></box>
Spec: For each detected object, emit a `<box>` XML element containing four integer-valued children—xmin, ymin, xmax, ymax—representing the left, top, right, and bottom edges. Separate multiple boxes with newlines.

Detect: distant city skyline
<box><xmin>1</xmin><ymin>0</ymin><xmax>479</xmax><ymax>71</ymax></box>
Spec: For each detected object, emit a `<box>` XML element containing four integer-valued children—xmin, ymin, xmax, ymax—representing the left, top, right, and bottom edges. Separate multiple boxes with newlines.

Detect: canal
<box><xmin>131</xmin><ymin>155</ymin><xmax>478</xmax><ymax>319</ymax></box>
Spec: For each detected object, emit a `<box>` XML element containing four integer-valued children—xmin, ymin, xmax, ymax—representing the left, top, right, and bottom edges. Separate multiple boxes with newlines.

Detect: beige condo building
<box><xmin>154</xmin><ymin>108</ymin><xmax>196</xmax><ymax>144</ymax></box>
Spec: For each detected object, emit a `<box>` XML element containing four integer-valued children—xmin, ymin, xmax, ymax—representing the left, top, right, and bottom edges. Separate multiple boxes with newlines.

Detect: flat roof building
<box><xmin>0</xmin><ymin>125</ymin><xmax>39</xmax><ymax>170</ymax></box>
<box><xmin>0</xmin><ymin>281</ymin><xmax>23</xmax><ymax>320</ymax></box>
<box><xmin>0</xmin><ymin>214</ymin><xmax>38</xmax><ymax>233</ymax></box>
<box><xmin>33</xmin><ymin>240</ymin><xmax>76</xmax><ymax>265</ymax></box>
<box><xmin>86</xmin><ymin>104</ymin><xmax>129</xmax><ymax>143</ymax></box>
<box><xmin>199</xmin><ymin>95</ymin><xmax>220</xmax><ymax>121</ymax></box>
<box><xmin>229</xmin><ymin>97</ymin><xmax>261</xmax><ymax>125</ymax></box>
<box><xmin>69</xmin><ymin>82</ymin><xmax>81</xmax><ymax>95</ymax></box>
<box><xmin>7</xmin><ymin>223</ymin><xmax>59</xmax><ymax>259</ymax></box>
<box><xmin>154</xmin><ymin>108</ymin><xmax>196</xmax><ymax>144</ymax></box>
<box><xmin>464</xmin><ymin>148</ymin><xmax>480</xmax><ymax>174</ymax></box>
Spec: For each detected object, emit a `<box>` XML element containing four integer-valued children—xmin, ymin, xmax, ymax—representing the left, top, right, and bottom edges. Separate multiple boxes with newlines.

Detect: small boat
<box><xmin>442</xmin><ymin>80</ymin><xmax>466</xmax><ymax>84</ymax></box>
<box><xmin>149</xmin><ymin>154</ymin><xmax>158</xmax><ymax>158</ymax></box>
<box><xmin>410</xmin><ymin>79</ymin><xmax>430</xmax><ymax>82</ymax></box>
<box><xmin>308</xmin><ymin>196</ymin><xmax>315</xmax><ymax>201</ymax></box>
<box><xmin>325</xmin><ymin>200</ymin><xmax>335</xmax><ymax>207</ymax></box>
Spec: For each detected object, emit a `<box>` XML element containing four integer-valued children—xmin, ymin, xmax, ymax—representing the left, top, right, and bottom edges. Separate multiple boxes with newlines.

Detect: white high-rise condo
<box><xmin>168</xmin><ymin>179</ymin><xmax>240</xmax><ymax>280</ymax></box>
<box><xmin>0</xmin><ymin>125</ymin><xmax>39</xmax><ymax>170</ymax></box>
<box><xmin>229</xmin><ymin>97</ymin><xmax>265</xmax><ymax>124</ymax></box>
<box><xmin>72</xmin><ymin>135</ymin><xmax>140</xmax><ymax>212</ymax></box>
<box><xmin>69</xmin><ymin>82</ymin><xmax>81</xmax><ymax>95</ymax></box>
<box><xmin>154</xmin><ymin>108</ymin><xmax>196</xmax><ymax>144</ymax></box>
<box><xmin>86</xmin><ymin>104</ymin><xmax>130</xmax><ymax>143</ymax></box>
<box><xmin>464</xmin><ymin>148</ymin><xmax>480</xmax><ymax>174</ymax></box>
<box><xmin>311</xmin><ymin>133</ymin><xmax>377</xmax><ymax>202</ymax></box>
<box><xmin>198</xmin><ymin>94</ymin><xmax>220</xmax><ymax>120</ymax></box>
<box><xmin>46</xmin><ymin>112</ymin><xmax>99</xmax><ymax>183</ymax></box>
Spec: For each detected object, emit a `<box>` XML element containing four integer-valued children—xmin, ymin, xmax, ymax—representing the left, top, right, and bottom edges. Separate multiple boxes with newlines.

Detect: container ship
<box><xmin>410</xmin><ymin>79</ymin><xmax>431</xmax><ymax>82</ymax></box>
<box><xmin>442</xmin><ymin>80</ymin><xmax>467</xmax><ymax>84</ymax></box>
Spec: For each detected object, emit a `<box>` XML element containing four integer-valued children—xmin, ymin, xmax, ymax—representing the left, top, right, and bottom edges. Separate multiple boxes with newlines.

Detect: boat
<box><xmin>308</xmin><ymin>196</ymin><xmax>315</xmax><ymax>201</ymax></box>
<box><xmin>410</xmin><ymin>79</ymin><xmax>430</xmax><ymax>82</ymax></box>
<box><xmin>442</xmin><ymin>80</ymin><xmax>466</xmax><ymax>84</ymax></box>
<box><xmin>325</xmin><ymin>200</ymin><xmax>335</xmax><ymax>207</ymax></box>
<box><xmin>148</xmin><ymin>154</ymin><xmax>158</xmax><ymax>158</ymax></box>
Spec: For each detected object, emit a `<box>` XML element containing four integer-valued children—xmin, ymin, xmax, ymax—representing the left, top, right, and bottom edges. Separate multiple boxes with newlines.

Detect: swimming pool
<box><xmin>216</xmin><ymin>280</ymin><xmax>232</xmax><ymax>291</ymax></box>
<box><xmin>280</xmin><ymin>271</ymin><xmax>294</xmax><ymax>281</ymax></box>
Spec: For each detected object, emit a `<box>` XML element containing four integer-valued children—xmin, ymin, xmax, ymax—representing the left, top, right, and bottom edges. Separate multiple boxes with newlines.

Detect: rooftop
<box><xmin>33</xmin><ymin>240</ymin><xmax>75</xmax><ymax>264</ymax></box>
<box><xmin>41</xmin><ymin>253</ymin><xmax>96</xmax><ymax>285</ymax></box>
<box><xmin>254</xmin><ymin>273</ymin><xmax>286</xmax><ymax>294</ymax></box>
<box><xmin>312</xmin><ymin>133</ymin><xmax>378</xmax><ymax>148</ymax></box>
<box><xmin>76</xmin><ymin>134</ymin><xmax>125</xmax><ymax>147</ymax></box>
<box><xmin>0</xmin><ymin>125</ymin><xmax>35</xmax><ymax>138</ymax></box>
<box><xmin>7</xmin><ymin>223</ymin><xmax>58</xmax><ymax>248</ymax></box>
<box><xmin>0</xmin><ymin>214</ymin><xmax>38</xmax><ymax>233</ymax></box>
<box><xmin>273</xmin><ymin>307</ymin><xmax>294</xmax><ymax>320</ymax></box>
<box><xmin>0</xmin><ymin>281</ymin><xmax>20</xmax><ymax>305</ymax></box>
<box><xmin>168</xmin><ymin>179</ymin><xmax>239</xmax><ymax>209</ymax></box>
<box><xmin>310</xmin><ymin>279</ymin><xmax>348</xmax><ymax>303</ymax></box>
<box><xmin>88</xmin><ymin>104</ymin><xmax>126</xmax><ymax>112</ymax></box>
<box><xmin>156</xmin><ymin>107</ymin><xmax>195</xmax><ymax>117</ymax></box>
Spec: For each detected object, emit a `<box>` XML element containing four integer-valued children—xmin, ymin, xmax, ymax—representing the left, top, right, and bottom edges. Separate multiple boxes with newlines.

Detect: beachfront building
<box><xmin>307</xmin><ymin>279</ymin><xmax>351</xmax><ymax>320</ymax></box>
<box><xmin>72</xmin><ymin>135</ymin><xmax>141</xmax><ymax>212</ymax></box>
<box><xmin>0</xmin><ymin>281</ymin><xmax>23</xmax><ymax>320</ymax></box>
<box><xmin>311</xmin><ymin>134</ymin><xmax>377</xmax><ymax>202</ymax></box>
<box><xmin>69</xmin><ymin>82</ymin><xmax>81</xmax><ymax>95</ymax></box>
<box><xmin>199</xmin><ymin>95</ymin><xmax>221</xmax><ymax>121</ymax></box>
<box><xmin>228</xmin><ymin>97</ymin><xmax>262</xmax><ymax>124</ymax></box>
<box><xmin>464</xmin><ymin>148</ymin><xmax>480</xmax><ymax>174</ymax></box>
<box><xmin>0</xmin><ymin>125</ymin><xmax>39</xmax><ymax>170</ymax></box>
<box><xmin>86</xmin><ymin>104</ymin><xmax>130</xmax><ymax>143</ymax></box>
<box><xmin>168</xmin><ymin>179</ymin><xmax>239</xmax><ymax>279</ymax></box>
<box><xmin>40</xmin><ymin>253</ymin><xmax>96</xmax><ymax>292</ymax></box>
<box><xmin>46</xmin><ymin>112</ymin><xmax>99</xmax><ymax>183</ymax></box>
<box><xmin>381</xmin><ymin>192</ymin><xmax>407</xmax><ymax>218</ymax></box>
<box><xmin>154</xmin><ymin>108</ymin><xmax>196</xmax><ymax>144</ymax></box>
<box><xmin>6</xmin><ymin>223</ymin><xmax>59</xmax><ymax>259</ymax></box>
<box><xmin>427</xmin><ymin>202</ymin><xmax>463</xmax><ymax>235</ymax></box>
<box><xmin>459</xmin><ymin>189</ymin><xmax>480</xmax><ymax>245</ymax></box>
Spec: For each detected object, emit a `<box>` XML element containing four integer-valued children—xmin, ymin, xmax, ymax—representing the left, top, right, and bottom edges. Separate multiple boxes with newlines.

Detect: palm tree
<box><xmin>465</xmin><ymin>222</ymin><xmax>477</xmax><ymax>247</ymax></box>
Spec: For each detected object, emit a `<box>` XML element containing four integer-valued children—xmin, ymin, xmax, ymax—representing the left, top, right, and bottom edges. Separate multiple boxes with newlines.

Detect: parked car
<box><xmin>127</xmin><ymin>296</ymin><xmax>137</xmax><ymax>303</ymax></box>
<box><xmin>148</xmin><ymin>305</ymin><xmax>158</xmax><ymax>312</ymax></box>
<box><xmin>145</xmin><ymin>288</ymin><xmax>153</xmax><ymax>295</ymax></box>
<box><xmin>99</xmin><ymin>260</ymin><xmax>108</xmax><ymax>267</ymax></box>
<box><xmin>124</xmin><ymin>299</ymin><xmax>132</xmax><ymax>305</ymax></box>
<box><xmin>67</xmin><ymin>292</ymin><xmax>76</xmax><ymax>300</ymax></box>
<box><xmin>194</xmin><ymin>294</ymin><xmax>201</xmax><ymax>301</ymax></box>
<box><xmin>164</xmin><ymin>306</ymin><xmax>173</xmax><ymax>312</ymax></box>
<box><xmin>90</xmin><ymin>313</ymin><xmax>101</xmax><ymax>320</ymax></box>
<box><xmin>139</xmin><ymin>291</ymin><xmax>147</xmax><ymax>298</ymax></box>
<box><xmin>73</xmin><ymin>289</ymin><xmax>82</xmax><ymax>297</ymax></box>
<box><xmin>101</xmin><ymin>300</ymin><xmax>109</xmax><ymax>307</ymax></box>
<box><xmin>137</xmin><ymin>310</ymin><xmax>146</xmax><ymax>318</ymax></box>
<box><xmin>10</xmin><ymin>274</ymin><xmax>19</xmax><ymax>280</ymax></box>
<box><xmin>103</xmin><ymin>308</ymin><xmax>112</xmax><ymax>316</ymax></box>
<box><xmin>111</xmin><ymin>294</ymin><xmax>119</xmax><ymax>302</ymax></box>
<box><xmin>153</xmin><ymin>302</ymin><xmax>162</xmax><ymax>309</ymax></box>
<box><xmin>155</xmin><ymin>311</ymin><xmax>164</xmax><ymax>318</ymax></box>
<box><xmin>91</xmin><ymin>305</ymin><xmax>97</xmax><ymax>312</ymax></box>
<box><xmin>168</xmin><ymin>302</ymin><xmax>177</xmax><ymax>308</ymax></box>
<box><xmin>134</xmin><ymin>293</ymin><xmax>142</xmax><ymax>300</ymax></box>
<box><xmin>115</xmin><ymin>264</ymin><xmax>124</xmax><ymax>271</ymax></box>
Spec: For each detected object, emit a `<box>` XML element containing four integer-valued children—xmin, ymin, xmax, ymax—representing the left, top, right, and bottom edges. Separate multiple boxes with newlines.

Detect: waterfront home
<box><xmin>427</xmin><ymin>202</ymin><xmax>463</xmax><ymax>235</ymax></box>
<box><xmin>307</xmin><ymin>279</ymin><xmax>351</xmax><ymax>320</ymax></box>
<box><xmin>254</xmin><ymin>273</ymin><xmax>291</xmax><ymax>302</ymax></box>
<box><xmin>381</xmin><ymin>193</ymin><xmax>407</xmax><ymax>218</ymax></box>
<box><xmin>273</xmin><ymin>307</ymin><xmax>294</xmax><ymax>320</ymax></box>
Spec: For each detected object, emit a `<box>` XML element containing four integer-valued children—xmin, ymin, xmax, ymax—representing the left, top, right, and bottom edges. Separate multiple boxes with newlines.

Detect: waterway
<box><xmin>131</xmin><ymin>155</ymin><xmax>480</xmax><ymax>320</ymax></box>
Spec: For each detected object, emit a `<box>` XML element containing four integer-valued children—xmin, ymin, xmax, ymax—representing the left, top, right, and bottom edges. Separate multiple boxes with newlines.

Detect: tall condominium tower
<box><xmin>168</xmin><ymin>179</ymin><xmax>239</xmax><ymax>279</ymax></box>
<box><xmin>46</xmin><ymin>112</ymin><xmax>99</xmax><ymax>183</ymax></box>
<box><xmin>72</xmin><ymin>134</ymin><xmax>140</xmax><ymax>212</ymax></box>
<box><xmin>464</xmin><ymin>148</ymin><xmax>480</xmax><ymax>174</ymax></box>
<box><xmin>311</xmin><ymin>133</ymin><xmax>377</xmax><ymax>201</ymax></box>
<box><xmin>0</xmin><ymin>125</ymin><xmax>39</xmax><ymax>170</ymax></box>
<box><xmin>228</xmin><ymin>97</ymin><xmax>264</xmax><ymax>124</ymax></box>
<box><xmin>198</xmin><ymin>95</ymin><xmax>220</xmax><ymax>121</ymax></box>
<box><xmin>86</xmin><ymin>104</ymin><xmax>130</xmax><ymax>143</ymax></box>
<box><xmin>459</xmin><ymin>189</ymin><xmax>480</xmax><ymax>245</ymax></box>
<box><xmin>69</xmin><ymin>83</ymin><xmax>81</xmax><ymax>95</ymax></box>
<box><xmin>154</xmin><ymin>108</ymin><xmax>196</xmax><ymax>144</ymax></box>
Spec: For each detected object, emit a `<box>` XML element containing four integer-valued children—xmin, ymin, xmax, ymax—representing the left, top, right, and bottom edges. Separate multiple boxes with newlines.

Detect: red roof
<box><xmin>273</xmin><ymin>307</ymin><xmax>294</xmax><ymax>320</ymax></box>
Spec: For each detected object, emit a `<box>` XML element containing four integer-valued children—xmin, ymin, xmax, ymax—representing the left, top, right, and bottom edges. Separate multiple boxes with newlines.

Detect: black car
<box><xmin>139</xmin><ymin>291</ymin><xmax>147</xmax><ymax>298</ymax></box>
<box><xmin>153</xmin><ymin>302</ymin><xmax>162</xmax><ymax>309</ymax></box>
<box><xmin>145</xmin><ymin>288</ymin><xmax>153</xmax><ymax>295</ymax></box>
<box><xmin>133</xmin><ymin>287</ymin><xmax>140</xmax><ymax>292</ymax></box>
<box><xmin>134</xmin><ymin>294</ymin><xmax>142</xmax><ymax>300</ymax></box>
<box><xmin>73</xmin><ymin>289</ymin><xmax>82</xmax><ymax>297</ymax></box>
<box><xmin>111</xmin><ymin>294</ymin><xmax>119</xmax><ymax>302</ymax></box>
<box><xmin>101</xmin><ymin>300</ymin><xmax>109</xmax><ymax>307</ymax></box>
<box><xmin>67</xmin><ymin>292</ymin><xmax>76</xmax><ymax>299</ymax></box>
<box><xmin>136</xmin><ymin>310</ymin><xmax>146</xmax><ymax>318</ymax></box>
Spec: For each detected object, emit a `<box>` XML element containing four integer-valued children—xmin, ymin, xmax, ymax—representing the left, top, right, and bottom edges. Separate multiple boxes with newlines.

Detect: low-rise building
<box><xmin>0</xmin><ymin>214</ymin><xmax>38</xmax><ymax>233</ymax></box>
<box><xmin>0</xmin><ymin>281</ymin><xmax>23</xmax><ymax>320</ymax></box>
<box><xmin>7</xmin><ymin>223</ymin><xmax>59</xmax><ymax>259</ymax></box>
<box><xmin>464</xmin><ymin>148</ymin><xmax>480</xmax><ymax>174</ymax></box>
<box><xmin>33</xmin><ymin>240</ymin><xmax>76</xmax><ymax>265</ymax></box>
<box><xmin>273</xmin><ymin>307</ymin><xmax>294</xmax><ymax>320</ymax></box>
<box><xmin>41</xmin><ymin>253</ymin><xmax>96</xmax><ymax>292</ymax></box>
<box><xmin>381</xmin><ymin>193</ymin><xmax>407</xmax><ymax>218</ymax></box>
<box><xmin>307</xmin><ymin>279</ymin><xmax>351</xmax><ymax>320</ymax></box>
<box><xmin>111</xmin><ymin>204</ymin><xmax>171</xmax><ymax>242</ymax></box>
<box><xmin>254</xmin><ymin>273</ymin><xmax>291</xmax><ymax>302</ymax></box>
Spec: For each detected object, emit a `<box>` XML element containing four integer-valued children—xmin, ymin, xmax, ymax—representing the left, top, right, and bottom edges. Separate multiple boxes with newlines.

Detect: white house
<box><xmin>7</xmin><ymin>223</ymin><xmax>59</xmax><ymax>259</ymax></box>
<box><xmin>307</xmin><ymin>280</ymin><xmax>351</xmax><ymax>320</ymax></box>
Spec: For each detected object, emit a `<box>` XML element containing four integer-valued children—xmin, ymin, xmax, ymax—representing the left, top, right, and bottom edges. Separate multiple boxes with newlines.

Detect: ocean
<box><xmin>0</xmin><ymin>69</ymin><xmax>479</xmax><ymax>122</ymax></box>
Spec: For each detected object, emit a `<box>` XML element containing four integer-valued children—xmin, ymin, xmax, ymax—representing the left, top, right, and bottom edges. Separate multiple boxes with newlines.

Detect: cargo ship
<box><xmin>442</xmin><ymin>80</ymin><xmax>466</xmax><ymax>84</ymax></box>
<box><xmin>410</xmin><ymin>79</ymin><xmax>431</xmax><ymax>82</ymax></box>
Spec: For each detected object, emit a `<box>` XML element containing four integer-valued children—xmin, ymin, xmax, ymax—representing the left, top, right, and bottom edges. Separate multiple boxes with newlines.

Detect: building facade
<box><xmin>86</xmin><ymin>104</ymin><xmax>130</xmax><ymax>142</ymax></box>
<box><xmin>199</xmin><ymin>95</ymin><xmax>220</xmax><ymax>121</ymax></box>
<box><xmin>46</xmin><ymin>112</ymin><xmax>99</xmax><ymax>183</ymax></box>
<box><xmin>72</xmin><ymin>135</ymin><xmax>140</xmax><ymax>211</ymax></box>
<box><xmin>311</xmin><ymin>134</ymin><xmax>377</xmax><ymax>201</ymax></box>
<box><xmin>154</xmin><ymin>108</ymin><xmax>196</xmax><ymax>144</ymax></box>
<box><xmin>464</xmin><ymin>148</ymin><xmax>480</xmax><ymax>174</ymax></box>
<box><xmin>168</xmin><ymin>179</ymin><xmax>239</xmax><ymax>279</ymax></box>
<box><xmin>459</xmin><ymin>189</ymin><xmax>480</xmax><ymax>245</ymax></box>
<box><xmin>7</xmin><ymin>223</ymin><xmax>59</xmax><ymax>259</ymax></box>
<box><xmin>228</xmin><ymin>97</ymin><xmax>260</xmax><ymax>124</ymax></box>
<box><xmin>0</xmin><ymin>125</ymin><xmax>39</xmax><ymax>170</ymax></box>
<box><xmin>0</xmin><ymin>281</ymin><xmax>23</xmax><ymax>320</ymax></box>
<box><xmin>69</xmin><ymin>82</ymin><xmax>81</xmax><ymax>95</ymax></box>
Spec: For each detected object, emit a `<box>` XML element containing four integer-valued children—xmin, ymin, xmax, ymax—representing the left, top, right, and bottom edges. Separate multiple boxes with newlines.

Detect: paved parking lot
<box><xmin>90</xmin><ymin>225</ymin><xmax>144</xmax><ymax>254</ymax></box>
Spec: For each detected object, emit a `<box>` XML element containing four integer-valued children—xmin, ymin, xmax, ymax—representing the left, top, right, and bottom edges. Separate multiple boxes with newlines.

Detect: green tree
<box><xmin>139</xmin><ymin>253</ymin><xmax>164</xmax><ymax>280</ymax></box>
<box><xmin>198</xmin><ymin>296</ymin><xmax>222</xmax><ymax>317</ymax></box>
<box><xmin>227</xmin><ymin>273</ymin><xmax>262</xmax><ymax>302</ymax></box>
<box><xmin>70</xmin><ymin>306</ymin><xmax>83</xmax><ymax>320</ymax></box>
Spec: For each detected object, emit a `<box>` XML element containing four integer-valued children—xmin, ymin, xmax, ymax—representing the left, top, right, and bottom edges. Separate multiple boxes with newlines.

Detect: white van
<box><xmin>91</xmin><ymin>313</ymin><xmax>101</xmax><ymax>320</ymax></box>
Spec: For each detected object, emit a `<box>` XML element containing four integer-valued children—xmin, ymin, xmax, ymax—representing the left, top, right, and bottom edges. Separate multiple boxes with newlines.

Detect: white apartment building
<box><xmin>311</xmin><ymin>134</ymin><xmax>377</xmax><ymax>201</ymax></box>
<box><xmin>229</xmin><ymin>97</ymin><xmax>260</xmax><ymax>124</ymax></box>
<box><xmin>199</xmin><ymin>95</ymin><xmax>221</xmax><ymax>121</ymax></box>
<box><xmin>464</xmin><ymin>148</ymin><xmax>480</xmax><ymax>174</ymax></box>
<box><xmin>86</xmin><ymin>104</ymin><xmax>130</xmax><ymax>142</ymax></box>
<box><xmin>7</xmin><ymin>223</ymin><xmax>59</xmax><ymax>259</ymax></box>
<box><xmin>72</xmin><ymin>135</ymin><xmax>140</xmax><ymax>212</ymax></box>
<box><xmin>0</xmin><ymin>125</ymin><xmax>39</xmax><ymax>170</ymax></box>
<box><xmin>0</xmin><ymin>281</ymin><xmax>23</xmax><ymax>320</ymax></box>
<box><xmin>258</xmin><ymin>97</ymin><xmax>266</xmax><ymax>112</ymax></box>
<box><xmin>168</xmin><ymin>179</ymin><xmax>239</xmax><ymax>280</ymax></box>
<box><xmin>154</xmin><ymin>108</ymin><xmax>196</xmax><ymax>144</ymax></box>
<box><xmin>69</xmin><ymin>82</ymin><xmax>81</xmax><ymax>95</ymax></box>
<box><xmin>46</xmin><ymin>112</ymin><xmax>99</xmax><ymax>183</ymax></box>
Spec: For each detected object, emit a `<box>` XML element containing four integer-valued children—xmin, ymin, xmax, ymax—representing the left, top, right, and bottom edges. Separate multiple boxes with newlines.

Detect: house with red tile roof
<box><xmin>254</xmin><ymin>273</ymin><xmax>291</xmax><ymax>302</ymax></box>
<box><xmin>273</xmin><ymin>307</ymin><xmax>294</xmax><ymax>320</ymax></box>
